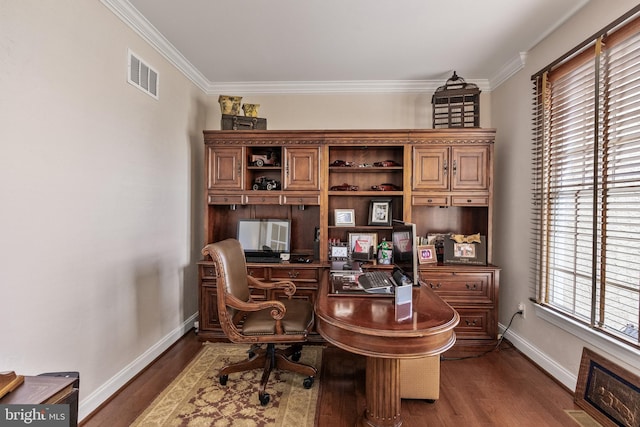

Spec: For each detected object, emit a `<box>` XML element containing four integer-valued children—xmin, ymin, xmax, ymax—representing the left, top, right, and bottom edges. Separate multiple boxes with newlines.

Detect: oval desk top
<box><xmin>315</xmin><ymin>275</ymin><xmax>460</xmax><ymax>358</ymax></box>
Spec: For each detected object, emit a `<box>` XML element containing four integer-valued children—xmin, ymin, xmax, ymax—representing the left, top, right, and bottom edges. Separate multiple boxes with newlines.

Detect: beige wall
<box><xmin>492</xmin><ymin>0</ymin><xmax>640</xmax><ymax>386</ymax></box>
<box><xmin>205</xmin><ymin>92</ymin><xmax>492</xmax><ymax>130</ymax></box>
<box><xmin>0</xmin><ymin>0</ymin><xmax>208</xmax><ymax>418</ymax></box>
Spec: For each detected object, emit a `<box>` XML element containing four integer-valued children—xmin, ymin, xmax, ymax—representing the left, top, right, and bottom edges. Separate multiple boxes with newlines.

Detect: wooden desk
<box><xmin>315</xmin><ymin>271</ymin><xmax>459</xmax><ymax>427</ymax></box>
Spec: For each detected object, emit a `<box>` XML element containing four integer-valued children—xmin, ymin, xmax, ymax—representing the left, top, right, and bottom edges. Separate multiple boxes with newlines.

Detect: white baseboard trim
<box><xmin>500</xmin><ymin>323</ymin><xmax>577</xmax><ymax>391</ymax></box>
<box><xmin>78</xmin><ymin>312</ymin><xmax>199</xmax><ymax>421</ymax></box>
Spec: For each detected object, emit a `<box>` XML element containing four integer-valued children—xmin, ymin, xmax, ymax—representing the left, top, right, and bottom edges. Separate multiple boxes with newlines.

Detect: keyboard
<box><xmin>358</xmin><ymin>271</ymin><xmax>396</xmax><ymax>294</ymax></box>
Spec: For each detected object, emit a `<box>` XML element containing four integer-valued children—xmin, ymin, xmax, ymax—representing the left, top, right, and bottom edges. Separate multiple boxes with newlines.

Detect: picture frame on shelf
<box><xmin>368</xmin><ymin>199</ymin><xmax>393</xmax><ymax>226</ymax></box>
<box><xmin>348</xmin><ymin>232</ymin><xmax>377</xmax><ymax>261</ymax></box>
<box><xmin>417</xmin><ymin>245</ymin><xmax>437</xmax><ymax>264</ymax></box>
<box><xmin>334</xmin><ymin>209</ymin><xmax>355</xmax><ymax>227</ymax></box>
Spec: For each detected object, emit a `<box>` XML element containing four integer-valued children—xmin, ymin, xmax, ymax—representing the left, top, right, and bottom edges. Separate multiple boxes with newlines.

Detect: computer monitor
<box><xmin>391</xmin><ymin>220</ymin><xmax>419</xmax><ymax>285</ymax></box>
<box><xmin>237</xmin><ymin>219</ymin><xmax>291</xmax><ymax>260</ymax></box>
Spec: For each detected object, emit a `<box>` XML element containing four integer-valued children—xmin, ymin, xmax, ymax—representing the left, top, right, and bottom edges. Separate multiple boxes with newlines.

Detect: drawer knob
<box><xmin>465</xmin><ymin>319</ymin><xmax>477</xmax><ymax>326</ymax></box>
<box><xmin>427</xmin><ymin>199</ymin><xmax>433</xmax><ymax>203</ymax></box>
<box><xmin>429</xmin><ymin>282</ymin><xmax>441</xmax><ymax>289</ymax></box>
<box><xmin>467</xmin><ymin>199</ymin><xmax>472</xmax><ymax>203</ymax></box>
<box><xmin>466</xmin><ymin>283</ymin><xmax>478</xmax><ymax>290</ymax></box>
<box><xmin>288</xmin><ymin>271</ymin><xmax>299</xmax><ymax>279</ymax></box>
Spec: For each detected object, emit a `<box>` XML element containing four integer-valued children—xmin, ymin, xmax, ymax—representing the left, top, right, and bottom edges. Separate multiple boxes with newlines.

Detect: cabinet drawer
<box><xmin>451</xmin><ymin>195</ymin><xmax>489</xmax><ymax>206</ymax></box>
<box><xmin>244</xmin><ymin>194</ymin><xmax>282</xmax><ymax>204</ymax></box>
<box><xmin>282</xmin><ymin>194</ymin><xmax>320</xmax><ymax>205</ymax></box>
<box><xmin>421</xmin><ymin>271</ymin><xmax>494</xmax><ymax>304</ymax></box>
<box><xmin>200</xmin><ymin>264</ymin><xmax>217</xmax><ymax>279</ymax></box>
<box><xmin>246</xmin><ymin>267</ymin><xmax>267</xmax><ymax>279</ymax></box>
<box><xmin>208</xmin><ymin>194</ymin><xmax>244</xmax><ymax>205</ymax></box>
<box><xmin>412</xmin><ymin>195</ymin><xmax>449</xmax><ymax>206</ymax></box>
<box><xmin>271</xmin><ymin>267</ymin><xmax>319</xmax><ymax>283</ymax></box>
<box><xmin>452</xmin><ymin>308</ymin><xmax>495</xmax><ymax>340</ymax></box>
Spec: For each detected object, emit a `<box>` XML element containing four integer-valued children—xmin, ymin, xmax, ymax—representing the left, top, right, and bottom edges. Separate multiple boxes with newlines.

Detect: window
<box><xmin>532</xmin><ymin>7</ymin><xmax>640</xmax><ymax>349</ymax></box>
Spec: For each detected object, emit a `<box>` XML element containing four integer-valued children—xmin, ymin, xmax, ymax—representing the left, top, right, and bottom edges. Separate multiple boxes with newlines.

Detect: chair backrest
<box><xmin>204</xmin><ymin>238</ymin><xmax>251</xmax><ymax>304</ymax></box>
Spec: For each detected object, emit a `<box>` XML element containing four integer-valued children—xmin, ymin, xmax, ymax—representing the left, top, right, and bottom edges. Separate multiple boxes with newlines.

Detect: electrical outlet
<box><xmin>518</xmin><ymin>302</ymin><xmax>526</xmax><ymax>319</ymax></box>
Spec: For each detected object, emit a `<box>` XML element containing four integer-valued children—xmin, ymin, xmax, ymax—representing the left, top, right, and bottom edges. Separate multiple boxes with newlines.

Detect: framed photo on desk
<box><xmin>349</xmin><ymin>232</ymin><xmax>377</xmax><ymax>261</ymax></box>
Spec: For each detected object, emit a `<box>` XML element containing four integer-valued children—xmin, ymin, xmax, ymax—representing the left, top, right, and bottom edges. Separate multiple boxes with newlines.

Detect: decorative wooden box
<box><xmin>432</xmin><ymin>72</ymin><xmax>480</xmax><ymax>128</ymax></box>
<box><xmin>221</xmin><ymin>114</ymin><xmax>267</xmax><ymax>130</ymax></box>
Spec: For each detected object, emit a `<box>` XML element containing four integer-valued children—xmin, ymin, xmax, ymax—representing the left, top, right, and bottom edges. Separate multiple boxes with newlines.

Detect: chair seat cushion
<box><xmin>242</xmin><ymin>299</ymin><xmax>314</xmax><ymax>336</ymax></box>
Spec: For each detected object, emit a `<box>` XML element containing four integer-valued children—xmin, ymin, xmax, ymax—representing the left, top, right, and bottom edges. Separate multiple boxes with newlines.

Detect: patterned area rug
<box><xmin>132</xmin><ymin>342</ymin><xmax>322</xmax><ymax>427</ymax></box>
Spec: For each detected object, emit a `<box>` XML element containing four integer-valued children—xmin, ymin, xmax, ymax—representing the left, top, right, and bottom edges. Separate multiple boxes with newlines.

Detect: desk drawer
<box><xmin>208</xmin><ymin>194</ymin><xmax>244</xmax><ymax>205</ymax></box>
<box><xmin>270</xmin><ymin>267</ymin><xmax>319</xmax><ymax>283</ymax></box>
<box><xmin>246</xmin><ymin>267</ymin><xmax>267</xmax><ymax>280</ymax></box>
<box><xmin>412</xmin><ymin>195</ymin><xmax>449</xmax><ymax>206</ymax></box>
<box><xmin>451</xmin><ymin>195</ymin><xmax>489</xmax><ymax>206</ymax></box>
<box><xmin>244</xmin><ymin>194</ymin><xmax>282</xmax><ymax>205</ymax></box>
<box><xmin>282</xmin><ymin>194</ymin><xmax>320</xmax><ymax>205</ymax></box>
<box><xmin>452</xmin><ymin>308</ymin><xmax>495</xmax><ymax>340</ymax></box>
<box><xmin>199</xmin><ymin>263</ymin><xmax>217</xmax><ymax>279</ymax></box>
<box><xmin>420</xmin><ymin>271</ymin><xmax>494</xmax><ymax>304</ymax></box>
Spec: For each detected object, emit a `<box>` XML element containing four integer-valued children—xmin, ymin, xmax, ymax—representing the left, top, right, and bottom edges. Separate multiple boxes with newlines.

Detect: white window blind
<box><xmin>532</xmin><ymin>8</ymin><xmax>640</xmax><ymax>348</ymax></box>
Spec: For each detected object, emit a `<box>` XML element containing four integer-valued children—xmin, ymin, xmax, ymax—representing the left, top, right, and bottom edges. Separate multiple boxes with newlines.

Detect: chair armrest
<box><xmin>225</xmin><ymin>293</ymin><xmax>287</xmax><ymax>320</ymax></box>
<box><xmin>248</xmin><ymin>275</ymin><xmax>296</xmax><ymax>298</ymax></box>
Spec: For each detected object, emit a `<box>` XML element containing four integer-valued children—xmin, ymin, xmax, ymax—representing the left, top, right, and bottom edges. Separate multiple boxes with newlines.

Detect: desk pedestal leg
<box><xmin>361</xmin><ymin>357</ymin><xmax>402</xmax><ymax>427</ymax></box>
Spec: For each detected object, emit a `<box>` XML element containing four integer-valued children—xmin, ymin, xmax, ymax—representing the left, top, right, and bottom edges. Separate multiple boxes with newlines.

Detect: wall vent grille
<box><xmin>127</xmin><ymin>49</ymin><xmax>158</xmax><ymax>99</ymax></box>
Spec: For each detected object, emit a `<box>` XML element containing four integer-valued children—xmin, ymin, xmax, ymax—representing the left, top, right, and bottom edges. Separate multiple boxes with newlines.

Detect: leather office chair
<box><xmin>202</xmin><ymin>239</ymin><xmax>317</xmax><ymax>405</ymax></box>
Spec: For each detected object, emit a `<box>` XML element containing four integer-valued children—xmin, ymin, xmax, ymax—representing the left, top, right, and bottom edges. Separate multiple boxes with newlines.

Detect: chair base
<box><xmin>219</xmin><ymin>343</ymin><xmax>317</xmax><ymax>405</ymax></box>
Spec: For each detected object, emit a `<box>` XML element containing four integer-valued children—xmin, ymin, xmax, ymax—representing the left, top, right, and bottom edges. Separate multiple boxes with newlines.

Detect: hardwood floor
<box><xmin>82</xmin><ymin>330</ymin><xmax>580</xmax><ymax>427</ymax></box>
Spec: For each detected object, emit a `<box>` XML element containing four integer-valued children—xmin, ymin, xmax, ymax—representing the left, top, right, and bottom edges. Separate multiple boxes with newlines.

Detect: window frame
<box><xmin>531</xmin><ymin>6</ymin><xmax>640</xmax><ymax>352</ymax></box>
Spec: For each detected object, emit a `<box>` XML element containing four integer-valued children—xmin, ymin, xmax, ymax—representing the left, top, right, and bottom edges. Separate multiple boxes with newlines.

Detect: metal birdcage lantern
<box><xmin>432</xmin><ymin>71</ymin><xmax>480</xmax><ymax>128</ymax></box>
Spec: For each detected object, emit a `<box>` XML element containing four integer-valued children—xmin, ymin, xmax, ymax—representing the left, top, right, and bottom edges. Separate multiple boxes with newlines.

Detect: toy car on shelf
<box><xmin>330</xmin><ymin>160</ymin><xmax>354</xmax><ymax>167</ymax></box>
<box><xmin>330</xmin><ymin>183</ymin><xmax>359</xmax><ymax>191</ymax></box>
<box><xmin>371</xmin><ymin>183</ymin><xmax>401</xmax><ymax>191</ymax></box>
<box><xmin>250</xmin><ymin>152</ymin><xmax>280</xmax><ymax>167</ymax></box>
<box><xmin>373</xmin><ymin>160</ymin><xmax>401</xmax><ymax>167</ymax></box>
<box><xmin>253</xmin><ymin>176</ymin><xmax>280</xmax><ymax>190</ymax></box>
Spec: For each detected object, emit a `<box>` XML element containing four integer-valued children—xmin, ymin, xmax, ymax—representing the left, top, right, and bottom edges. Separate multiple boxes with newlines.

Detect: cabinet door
<box><xmin>412</xmin><ymin>147</ymin><xmax>449</xmax><ymax>190</ymax></box>
<box><xmin>283</xmin><ymin>147</ymin><xmax>320</xmax><ymax>190</ymax></box>
<box><xmin>451</xmin><ymin>146</ymin><xmax>488</xmax><ymax>191</ymax></box>
<box><xmin>207</xmin><ymin>146</ymin><xmax>243</xmax><ymax>190</ymax></box>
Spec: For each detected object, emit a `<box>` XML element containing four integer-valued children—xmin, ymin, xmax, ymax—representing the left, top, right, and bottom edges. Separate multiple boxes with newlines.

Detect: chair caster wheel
<box><xmin>259</xmin><ymin>392</ymin><xmax>270</xmax><ymax>406</ymax></box>
<box><xmin>303</xmin><ymin>376</ymin><xmax>314</xmax><ymax>389</ymax></box>
<box><xmin>292</xmin><ymin>351</ymin><xmax>302</xmax><ymax>362</ymax></box>
<box><xmin>219</xmin><ymin>375</ymin><xmax>228</xmax><ymax>386</ymax></box>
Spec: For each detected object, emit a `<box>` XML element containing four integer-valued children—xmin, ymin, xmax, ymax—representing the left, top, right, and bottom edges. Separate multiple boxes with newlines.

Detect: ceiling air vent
<box><xmin>127</xmin><ymin>49</ymin><xmax>159</xmax><ymax>99</ymax></box>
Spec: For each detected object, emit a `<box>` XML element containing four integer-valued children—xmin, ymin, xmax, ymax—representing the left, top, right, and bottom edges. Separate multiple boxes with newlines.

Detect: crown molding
<box><xmin>490</xmin><ymin>52</ymin><xmax>528</xmax><ymax>89</ymax></box>
<box><xmin>208</xmin><ymin>79</ymin><xmax>491</xmax><ymax>96</ymax></box>
<box><xmin>103</xmin><ymin>0</ymin><xmax>493</xmax><ymax>95</ymax></box>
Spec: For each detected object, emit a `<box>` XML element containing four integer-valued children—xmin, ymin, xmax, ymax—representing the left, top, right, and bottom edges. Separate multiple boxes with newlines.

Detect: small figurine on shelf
<box><xmin>377</xmin><ymin>238</ymin><xmax>393</xmax><ymax>264</ymax></box>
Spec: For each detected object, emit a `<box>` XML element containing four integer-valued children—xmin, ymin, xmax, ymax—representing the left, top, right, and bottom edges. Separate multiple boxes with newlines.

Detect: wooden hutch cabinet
<box><xmin>199</xmin><ymin>128</ymin><xmax>499</xmax><ymax>353</ymax></box>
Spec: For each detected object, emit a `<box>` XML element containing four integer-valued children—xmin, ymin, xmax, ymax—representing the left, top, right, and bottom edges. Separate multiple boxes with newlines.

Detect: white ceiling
<box><xmin>106</xmin><ymin>0</ymin><xmax>590</xmax><ymax>94</ymax></box>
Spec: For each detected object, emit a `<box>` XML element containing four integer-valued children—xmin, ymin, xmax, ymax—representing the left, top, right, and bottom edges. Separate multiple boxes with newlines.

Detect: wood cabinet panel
<box><xmin>412</xmin><ymin>147</ymin><xmax>448</xmax><ymax>191</ymax></box>
<box><xmin>284</xmin><ymin>147</ymin><xmax>320</xmax><ymax>190</ymax></box>
<box><xmin>206</xmin><ymin>146</ymin><xmax>243</xmax><ymax>190</ymax></box>
<box><xmin>451</xmin><ymin>147</ymin><xmax>488</xmax><ymax>191</ymax></box>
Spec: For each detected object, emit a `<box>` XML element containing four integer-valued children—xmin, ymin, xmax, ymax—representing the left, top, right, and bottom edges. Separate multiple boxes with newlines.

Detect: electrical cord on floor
<box><xmin>440</xmin><ymin>309</ymin><xmax>523</xmax><ymax>361</ymax></box>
